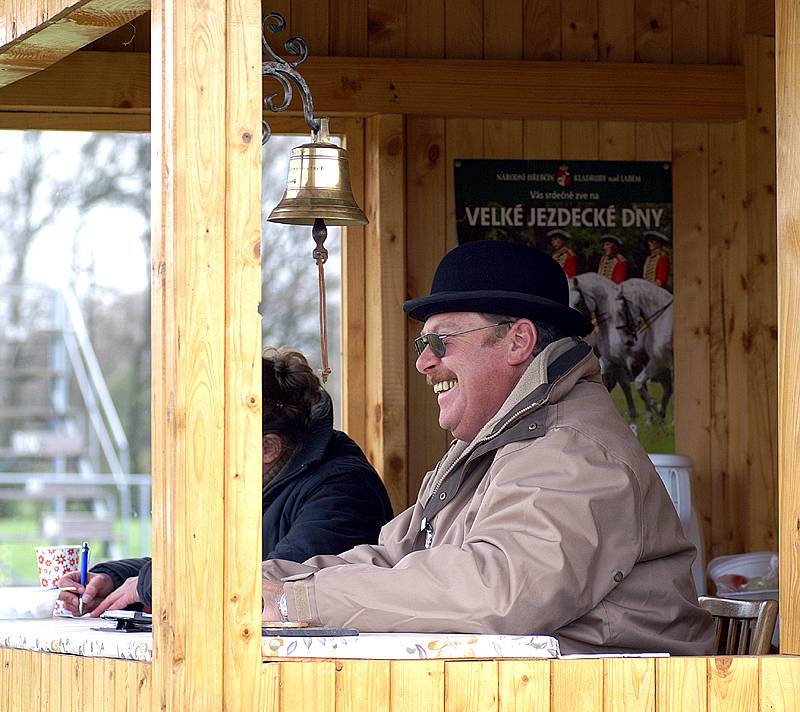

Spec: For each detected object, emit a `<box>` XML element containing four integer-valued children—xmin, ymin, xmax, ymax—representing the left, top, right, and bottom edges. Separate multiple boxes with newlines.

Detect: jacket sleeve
<box><xmin>136</xmin><ymin>558</ymin><xmax>152</xmax><ymax>607</ymax></box>
<box><xmin>265</xmin><ymin>470</ymin><xmax>392</xmax><ymax>563</ymax></box>
<box><xmin>262</xmin><ymin>502</ymin><xmax>419</xmax><ymax>581</ymax></box>
<box><xmin>91</xmin><ymin>557</ymin><xmax>151</xmax><ymax>591</ymax></box>
<box><xmin>282</xmin><ymin>429</ymin><xmax>642</xmax><ymax>634</ymax></box>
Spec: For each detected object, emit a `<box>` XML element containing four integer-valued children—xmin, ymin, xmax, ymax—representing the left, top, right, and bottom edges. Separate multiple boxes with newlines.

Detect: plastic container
<box><xmin>0</xmin><ymin>586</ymin><xmax>60</xmax><ymax>619</ymax></box>
<box><xmin>648</xmin><ymin>453</ymin><xmax>694</xmax><ymax>529</ymax></box>
<box><xmin>707</xmin><ymin>551</ymin><xmax>778</xmax><ymax>599</ymax></box>
<box><xmin>648</xmin><ymin>453</ymin><xmax>706</xmax><ymax>596</ymax></box>
<box><xmin>707</xmin><ymin>551</ymin><xmax>779</xmax><ymax>647</ymax></box>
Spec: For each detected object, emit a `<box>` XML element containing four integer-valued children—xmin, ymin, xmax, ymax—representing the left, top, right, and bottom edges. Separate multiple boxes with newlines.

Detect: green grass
<box><xmin>0</xmin><ymin>518</ymin><xmax>150</xmax><ymax>586</ymax></box>
<box><xmin>609</xmin><ymin>381</ymin><xmax>675</xmax><ymax>453</ymax></box>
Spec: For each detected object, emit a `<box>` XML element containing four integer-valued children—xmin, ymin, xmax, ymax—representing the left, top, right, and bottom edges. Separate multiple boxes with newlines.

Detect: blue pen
<box><xmin>79</xmin><ymin>541</ymin><xmax>89</xmax><ymax>616</ymax></box>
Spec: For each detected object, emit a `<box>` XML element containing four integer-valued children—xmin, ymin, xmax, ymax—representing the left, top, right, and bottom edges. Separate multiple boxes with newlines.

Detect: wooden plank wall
<box><xmin>776</xmin><ymin>0</ymin><xmax>800</xmax><ymax>657</ymax></box>
<box><xmin>82</xmin><ymin>2</ymin><xmax>777</xmax><ymax>557</ymax></box>
<box><xmin>412</xmin><ymin>0</ymin><xmax>774</xmax><ymax>560</ymax></box>
<box><xmin>389</xmin><ymin>0</ymin><xmax>771</xmax><ymax>561</ymax></box>
<box><xmin>5</xmin><ymin>648</ymin><xmax>800</xmax><ymax>712</ymax></box>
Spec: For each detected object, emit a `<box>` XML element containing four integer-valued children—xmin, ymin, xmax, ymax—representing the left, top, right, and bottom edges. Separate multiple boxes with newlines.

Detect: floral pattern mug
<box><xmin>35</xmin><ymin>545</ymin><xmax>82</xmax><ymax>615</ymax></box>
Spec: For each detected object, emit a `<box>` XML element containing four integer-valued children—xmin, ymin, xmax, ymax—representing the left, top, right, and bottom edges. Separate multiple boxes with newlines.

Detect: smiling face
<box><xmin>415</xmin><ymin>312</ymin><xmax>533</xmax><ymax>442</ymax></box>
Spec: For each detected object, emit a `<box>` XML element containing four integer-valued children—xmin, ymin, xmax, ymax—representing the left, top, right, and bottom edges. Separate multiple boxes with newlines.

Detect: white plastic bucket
<box><xmin>648</xmin><ymin>453</ymin><xmax>693</xmax><ymax>530</ymax></box>
<box><xmin>648</xmin><ymin>453</ymin><xmax>706</xmax><ymax>596</ymax></box>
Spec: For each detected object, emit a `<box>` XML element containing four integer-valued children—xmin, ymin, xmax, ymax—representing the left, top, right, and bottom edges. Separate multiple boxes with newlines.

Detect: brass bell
<box><xmin>267</xmin><ymin>119</ymin><xmax>367</xmax><ymax>383</ymax></box>
<box><xmin>268</xmin><ymin>118</ymin><xmax>367</xmax><ymax>226</ymax></box>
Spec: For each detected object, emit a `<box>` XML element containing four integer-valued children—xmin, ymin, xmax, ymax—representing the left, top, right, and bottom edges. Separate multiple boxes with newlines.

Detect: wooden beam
<box><xmin>0</xmin><ymin>1</ymin><xmax>77</xmax><ymax>46</ymax></box>
<box><xmin>0</xmin><ymin>110</ymin><xmax>149</xmax><ymax>130</ymax></box>
<box><xmin>0</xmin><ymin>49</ymin><xmax>148</xmax><ymax>113</ymax></box>
<box><xmin>151</xmin><ymin>0</ymin><xmax>262</xmax><ymax>709</ymax></box>
<box><xmin>210</xmin><ymin>54</ymin><xmax>751</xmax><ymax>122</ymax></box>
<box><xmin>777</xmin><ymin>0</ymin><xmax>800</xmax><ymax>655</ymax></box>
<box><xmin>340</xmin><ymin>118</ymin><xmax>368</xmax><ymax>451</ymax></box>
<box><xmin>0</xmin><ymin>50</ymin><xmax>746</xmax><ymax>122</ymax></box>
<box><xmin>222</xmin><ymin>1</ymin><xmax>263</xmax><ymax>710</ymax></box>
<box><xmin>364</xmin><ymin>114</ymin><xmax>407</xmax><ymax>515</ymax></box>
<box><xmin>0</xmin><ymin>1</ymin><xmax>149</xmax><ymax>88</ymax></box>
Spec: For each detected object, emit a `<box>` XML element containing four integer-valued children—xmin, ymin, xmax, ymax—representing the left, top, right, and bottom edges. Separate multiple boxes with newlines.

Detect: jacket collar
<box><xmin>433</xmin><ymin>338</ymin><xmax>599</xmax><ymax>480</ymax></box>
<box><xmin>264</xmin><ymin>391</ymin><xmax>335</xmax><ymax>493</ymax></box>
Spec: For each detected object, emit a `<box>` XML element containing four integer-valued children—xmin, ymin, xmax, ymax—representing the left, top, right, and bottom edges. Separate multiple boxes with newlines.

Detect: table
<box><xmin>0</xmin><ymin>617</ymin><xmax>562</xmax><ymax>661</ymax></box>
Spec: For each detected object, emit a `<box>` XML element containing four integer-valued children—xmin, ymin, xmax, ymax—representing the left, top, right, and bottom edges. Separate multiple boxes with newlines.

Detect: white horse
<box><xmin>570</xmin><ymin>273</ymin><xmax>642</xmax><ymax>419</ymax></box>
<box><xmin>615</xmin><ymin>279</ymin><xmax>674</xmax><ymax>420</ymax></box>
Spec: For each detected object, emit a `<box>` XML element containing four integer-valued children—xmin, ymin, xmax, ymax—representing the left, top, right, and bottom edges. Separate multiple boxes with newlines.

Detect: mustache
<box><xmin>426</xmin><ymin>370</ymin><xmax>457</xmax><ymax>387</ymax></box>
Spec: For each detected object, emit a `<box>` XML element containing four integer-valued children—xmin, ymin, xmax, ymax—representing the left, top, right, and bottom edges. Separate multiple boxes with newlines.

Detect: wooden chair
<box><xmin>698</xmin><ymin>596</ymin><xmax>778</xmax><ymax>655</ymax></box>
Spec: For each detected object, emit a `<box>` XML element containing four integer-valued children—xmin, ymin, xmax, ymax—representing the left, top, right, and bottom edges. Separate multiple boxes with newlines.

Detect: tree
<box><xmin>0</xmin><ymin>131</ymin><xmax>151</xmax><ymax>473</ymax></box>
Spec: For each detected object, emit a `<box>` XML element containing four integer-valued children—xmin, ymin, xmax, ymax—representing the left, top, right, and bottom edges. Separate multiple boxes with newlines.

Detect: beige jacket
<box><xmin>263</xmin><ymin>339</ymin><xmax>715</xmax><ymax>655</ymax></box>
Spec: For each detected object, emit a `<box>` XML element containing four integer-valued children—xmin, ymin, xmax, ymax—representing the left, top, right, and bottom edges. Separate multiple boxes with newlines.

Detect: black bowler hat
<box><xmin>403</xmin><ymin>240</ymin><xmax>592</xmax><ymax>336</ymax></box>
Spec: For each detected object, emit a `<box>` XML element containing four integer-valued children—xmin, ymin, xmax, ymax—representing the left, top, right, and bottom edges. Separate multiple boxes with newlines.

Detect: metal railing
<box><xmin>0</xmin><ymin>284</ymin><xmax>137</xmax><ymax>557</ymax></box>
<box><xmin>0</xmin><ymin>471</ymin><xmax>151</xmax><ymax>555</ymax></box>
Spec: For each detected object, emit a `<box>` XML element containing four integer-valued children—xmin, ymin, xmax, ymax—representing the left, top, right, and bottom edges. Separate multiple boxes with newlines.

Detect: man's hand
<box><xmin>90</xmin><ymin>576</ymin><xmax>142</xmax><ymax>617</ymax></box>
<box><xmin>262</xmin><ymin>578</ymin><xmax>285</xmax><ymax>622</ymax></box>
<box><xmin>57</xmin><ymin>571</ymin><xmax>115</xmax><ymax>616</ymax></box>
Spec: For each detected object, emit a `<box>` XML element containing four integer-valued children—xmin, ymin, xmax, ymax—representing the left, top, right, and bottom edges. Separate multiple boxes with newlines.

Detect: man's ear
<box><xmin>507</xmin><ymin>319</ymin><xmax>537</xmax><ymax>365</ymax></box>
<box><xmin>262</xmin><ymin>433</ymin><xmax>284</xmax><ymax>465</ymax></box>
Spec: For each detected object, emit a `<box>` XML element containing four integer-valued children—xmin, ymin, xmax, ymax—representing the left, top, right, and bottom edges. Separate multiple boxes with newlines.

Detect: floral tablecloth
<box><xmin>0</xmin><ymin>617</ymin><xmax>561</xmax><ymax>661</ymax></box>
<box><xmin>0</xmin><ymin>617</ymin><xmax>152</xmax><ymax>661</ymax></box>
<box><xmin>261</xmin><ymin>631</ymin><xmax>560</xmax><ymax>659</ymax></box>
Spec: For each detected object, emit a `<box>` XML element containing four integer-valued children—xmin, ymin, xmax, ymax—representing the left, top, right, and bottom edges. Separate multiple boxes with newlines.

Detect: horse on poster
<box><xmin>615</xmin><ymin>278</ymin><xmax>674</xmax><ymax>421</ymax></box>
<box><xmin>570</xmin><ymin>273</ymin><xmax>642</xmax><ymax>420</ymax></box>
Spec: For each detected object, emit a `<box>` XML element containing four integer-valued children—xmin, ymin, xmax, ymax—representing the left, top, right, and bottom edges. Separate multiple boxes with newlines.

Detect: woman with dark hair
<box><xmin>58</xmin><ymin>349</ymin><xmax>393</xmax><ymax>617</ymax></box>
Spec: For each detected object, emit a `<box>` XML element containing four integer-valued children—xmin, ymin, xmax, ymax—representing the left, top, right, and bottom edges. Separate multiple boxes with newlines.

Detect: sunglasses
<box><xmin>414</xmin><ymin>322</ymin><xmax>514</xmax><ymax>358</ymax></box>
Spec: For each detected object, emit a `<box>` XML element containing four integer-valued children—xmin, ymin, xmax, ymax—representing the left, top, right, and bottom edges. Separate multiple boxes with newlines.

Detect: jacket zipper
<box><xmin>418</xmin><ymin>342</ymin><xmax>591</xmax><ymax>544</ymax></box>
<box><xmin>429</xmin><ymin>396</ymin><xmax>550</xmax><ymax>498</ymax></box>
<box><xmin>419</xmin><ymin>395</ymin><xmax>550</xmax><ymax>540</ymax></box>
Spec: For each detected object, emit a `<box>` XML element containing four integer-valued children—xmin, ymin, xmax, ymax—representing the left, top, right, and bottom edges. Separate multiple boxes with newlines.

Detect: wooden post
<box><xmin>777</xmin><ymin>0</ymin><xmax>800</xmax><ymax>654</ymax></box>
<box><xmin>341</xmin><ymin>117</ymin><xmax>368</xmax><ymax>450</ymax></box>
<box><xmin>364</xmin><ymin>114</ymin><xmax>407</xmax><ymax>515</ymax></box>
<box><xmin>150</xmin><ymin>1</ymin><xmax>262</xmax><ymax>709</ymax></box>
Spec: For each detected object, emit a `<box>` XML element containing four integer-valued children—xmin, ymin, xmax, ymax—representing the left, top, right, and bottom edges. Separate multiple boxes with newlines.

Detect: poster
<box><xmin>454</xmin><ymin>159</ymin><xmax>674</xmax><ymax>452</ymax></box>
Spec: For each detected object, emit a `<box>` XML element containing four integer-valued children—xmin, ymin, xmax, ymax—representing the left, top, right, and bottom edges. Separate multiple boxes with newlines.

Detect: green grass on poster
<box><xmin>610</xmin><ymin>382</ymin><xmax>675</xmax><ymax>454</ymax></box>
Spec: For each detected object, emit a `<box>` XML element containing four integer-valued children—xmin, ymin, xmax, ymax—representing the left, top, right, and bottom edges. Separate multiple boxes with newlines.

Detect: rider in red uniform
<box><xmin>548</xmin><ymin>229</ymin><xmax>578</xmax><ymax>278</ymax></box>
<box><xmin>642</xmin><ymin>231</ymin><xmax>671</xmax><ymax>288</ymax></box>
<box><xmin>597</xmin><ymin>235</ymin><xmax>628</xmax><ymax>284</ymax></box>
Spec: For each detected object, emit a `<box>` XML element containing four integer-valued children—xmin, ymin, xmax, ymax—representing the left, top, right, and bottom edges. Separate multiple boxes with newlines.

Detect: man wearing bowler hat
<box><xmin>262</xmin><ymin>239</ymin><xmax>713</xmax><ymax>655</ymax></box>
<box><xmin>597</xmin><ymin>234</ymin><xmax>628</xmax><ymax>284</ymax></box>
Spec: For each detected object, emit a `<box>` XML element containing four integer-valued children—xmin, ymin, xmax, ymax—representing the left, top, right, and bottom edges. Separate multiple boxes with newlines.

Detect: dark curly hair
<box><xmin>262</xmin><ymin>348</ymin><xmax>323</xmax><ymax>446</ymax></box>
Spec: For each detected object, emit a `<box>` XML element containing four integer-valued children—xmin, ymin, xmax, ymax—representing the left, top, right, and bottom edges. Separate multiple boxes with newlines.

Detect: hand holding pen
<box><xmin>55</xmin><ymin>570</ymin><xmax>115</xmax><ymax>617</ymax></box>
<box><xmin>79</xmin><ymin>541</ymin><xmax>89</xmax><ymax>616</ymax></box>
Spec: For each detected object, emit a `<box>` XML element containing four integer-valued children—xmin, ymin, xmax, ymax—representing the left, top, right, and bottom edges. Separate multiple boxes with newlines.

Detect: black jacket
<box><xmin>92</xmin><ymin>396</ymin><xmax>393</xmax><ymax>607</ymax></box>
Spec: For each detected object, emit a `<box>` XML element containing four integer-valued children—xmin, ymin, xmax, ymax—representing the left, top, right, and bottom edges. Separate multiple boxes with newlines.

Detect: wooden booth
<box><xmin>1</xmin><ymin>0</ymin><xmax>800</xmax><ymax>709</ymax></box>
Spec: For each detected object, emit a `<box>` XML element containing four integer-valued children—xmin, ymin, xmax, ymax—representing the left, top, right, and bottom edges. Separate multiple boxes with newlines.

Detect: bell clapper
<box><xmin>312</xmin><ymin>218</ymin><xmax>331</xmax><ymax>383</ymax></box>
<box><xmin>313</xmin><ymin>116</ymin><xmax>331</xmax><ymax>144</ymax></box>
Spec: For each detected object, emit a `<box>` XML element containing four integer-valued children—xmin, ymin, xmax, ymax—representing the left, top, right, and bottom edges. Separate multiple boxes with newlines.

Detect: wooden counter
<box><xmin>3</xmin><ymin>619</ymin><xmax>798</xmax><ymax>708</ymax></box>
<box><xmin>3</xmin><ymin>648</ymin><xmax>800</xmax><ymax>711</ymax></box>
